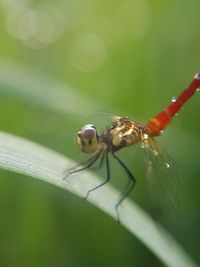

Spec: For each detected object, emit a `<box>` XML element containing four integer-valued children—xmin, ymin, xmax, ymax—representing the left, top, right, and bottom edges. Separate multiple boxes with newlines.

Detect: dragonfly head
<box><xmin>76</xmin><ymin>124</ymin><xmax>99</xmax><ymax>153</ymax></box>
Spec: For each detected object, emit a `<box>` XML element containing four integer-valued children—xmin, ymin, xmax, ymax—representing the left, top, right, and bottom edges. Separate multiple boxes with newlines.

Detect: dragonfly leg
<box><xmin>112</xmin><ymin>152</ymin><xmax>136</xmax><ymax>223</ymax></box>
<box><xmin>63</xmin><ymin>151</ymin><xmax>101</xmax><ymax>180</ymax></box>
<box><xmin>85</xmin><ymin>151</ymin><xmax>110</xmax><ymax>200</ymax></box>
<box><xmin>91</xmin><ymin>150</ymin><xmax>106</xmax><ymax>170</ymax></box>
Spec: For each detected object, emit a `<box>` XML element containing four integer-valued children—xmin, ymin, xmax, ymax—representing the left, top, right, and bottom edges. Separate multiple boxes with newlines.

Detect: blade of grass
<box><xmin>0</xmin><ymin>130</ymin><xmax>198</xmax><ymax>267</ymax></box>
<box><xmin>0</xmin><ymin>58</ymin><xmax>106</xmax><ymax>117</ymax></box>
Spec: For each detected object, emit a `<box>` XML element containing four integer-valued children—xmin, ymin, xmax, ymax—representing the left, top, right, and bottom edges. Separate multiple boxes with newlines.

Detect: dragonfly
<box><xmin>64</xmin><ymin>73</ymin><xmax>200</xmax><ymax>224</ymax></box>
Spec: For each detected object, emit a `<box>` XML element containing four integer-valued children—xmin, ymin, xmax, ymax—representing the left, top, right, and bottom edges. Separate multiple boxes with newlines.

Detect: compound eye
<box><xmin>75</xmin><ymin>124</ymin><xmax>99</xmax><ymax>153</ymax></box>
<box><xmin>81</xmin><ymin>124</ymin><xmax>96</xmax><ymax>139</ymax></box>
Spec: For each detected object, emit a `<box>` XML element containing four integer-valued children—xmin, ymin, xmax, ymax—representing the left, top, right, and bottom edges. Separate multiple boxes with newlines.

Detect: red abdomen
<box><xmin>146</xmin><ymin>73</ymin><xmax>200</xmax><ymax>136</ymax></box>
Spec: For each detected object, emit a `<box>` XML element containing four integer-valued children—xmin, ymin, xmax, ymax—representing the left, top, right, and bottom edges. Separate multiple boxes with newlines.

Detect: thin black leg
<box><xmin>85</xmin><ymin>151</ymin><xmax>111</xmax><ymax>199</ymax></box>
<box><xmin>91</xmin><ymin>150</ymin><xmax>106</xmax><ymax>171</ymax></box>
<box><xmin>112</xmin><ymin>152</ymin><xmax>136</xmax><ymax>223</ymax></box>
<box><xmin>97</xmin><ymin>150</ymin><xmax>106</xmax><ymax>169</ymax></box>
<box><xmin>63</xmin><ymin>151</ymin><xmax>101</xmax><ymax>180</ymax></box>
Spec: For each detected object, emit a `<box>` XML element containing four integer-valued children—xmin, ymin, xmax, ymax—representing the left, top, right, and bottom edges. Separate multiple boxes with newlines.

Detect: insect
<box><xmin>64</xmin><ymin>73</ymin><xmax>200</xmax><ymax>223</ymax></box>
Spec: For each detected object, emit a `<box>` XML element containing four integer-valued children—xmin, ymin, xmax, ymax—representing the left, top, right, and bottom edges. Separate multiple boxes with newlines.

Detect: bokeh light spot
<box><xmin>4</xmin><ymin>3</ymin><xmax>65</xmax><ymax>49</ymax></box>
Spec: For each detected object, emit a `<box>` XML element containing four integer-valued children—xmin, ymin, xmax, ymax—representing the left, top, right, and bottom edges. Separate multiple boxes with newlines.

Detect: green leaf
<box><xmin>0</xmin><ymin>58</ymin><xmax>106</xmax><ymax>117</ymax></box>
<box><xmin>0</xmin><ymin>131</ymin><xmax>198</xmax><ymax>267</ymax></box>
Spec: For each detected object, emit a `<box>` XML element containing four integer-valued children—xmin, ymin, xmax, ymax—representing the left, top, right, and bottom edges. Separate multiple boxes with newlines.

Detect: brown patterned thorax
<box><xmin>101</xmin><ymin>116</ymin><xmax>146</xmax><ymax>152</ymax></box>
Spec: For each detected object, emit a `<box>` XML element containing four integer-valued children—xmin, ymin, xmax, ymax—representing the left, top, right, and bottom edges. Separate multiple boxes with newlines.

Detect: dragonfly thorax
<box><xmin>108</xmin><ymin>116</ymin><xmax>145</xmax><ymax>151</ymax></box>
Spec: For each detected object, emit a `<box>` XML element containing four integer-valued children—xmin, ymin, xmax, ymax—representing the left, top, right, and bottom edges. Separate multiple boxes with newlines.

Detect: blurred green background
<box><xmin>0</xmin><ymin>0</ymin><xmax>200</xmax><ymax>266</ymax></box>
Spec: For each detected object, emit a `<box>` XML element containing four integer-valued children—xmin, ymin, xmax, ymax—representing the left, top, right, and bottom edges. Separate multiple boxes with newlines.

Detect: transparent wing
<box><xmin>141</xmin><ymin>137</ymin><xmax>180</xmax><ymax>232</ymax></box>
<box><xmin>71</xmin><ymin>111</ymin><xmax>118</xmax><ymax>133</ymax></box>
